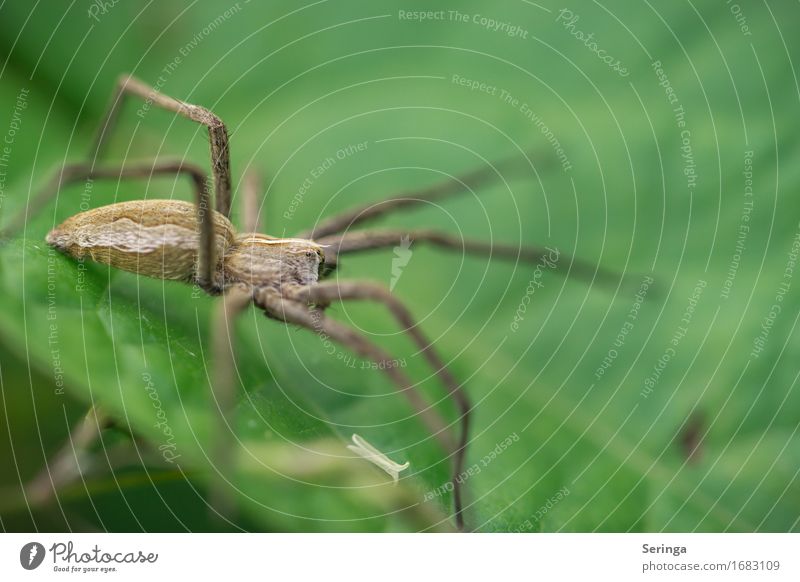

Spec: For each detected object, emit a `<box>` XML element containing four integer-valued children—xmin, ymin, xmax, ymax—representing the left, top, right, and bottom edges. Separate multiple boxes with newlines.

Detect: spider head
<box><xmin>223</xmin><ymin>234</ymin><xmax>326</xmax><ymax>291</ymax></box>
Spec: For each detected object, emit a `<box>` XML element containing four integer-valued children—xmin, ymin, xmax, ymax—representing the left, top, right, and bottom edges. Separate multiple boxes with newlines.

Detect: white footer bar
<box><xmin>1</xmin><ymin>533</ymin><xmax>797</xmax><ymax>581</ymax></box>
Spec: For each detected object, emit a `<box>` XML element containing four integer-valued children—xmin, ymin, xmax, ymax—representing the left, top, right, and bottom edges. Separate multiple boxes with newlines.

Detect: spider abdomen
<box><xmin>46</xmin><ymin>199</ymin><xmax>235</xmax><ymax>282</ymax></box>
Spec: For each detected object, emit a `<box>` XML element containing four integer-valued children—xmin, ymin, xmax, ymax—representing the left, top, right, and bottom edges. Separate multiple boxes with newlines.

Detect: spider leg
<box><xmin>254</xmin><ymin>290</ymin><xmax>468</xmax><ymax>530</ymax></box>
<box><xmin>255</xmin><ymin>291</ymin><xmax>455</xmax><ymax>451</ymax></box>
<box><xmin>280</xmin><ymin>282</ymin><xmax>471</xmax><ymax>530</ymax></box>
<box><xmin>208</xmin><ymin>286</ymin><xmax>252</xmax><ymax>515</ymax></box>
<box><xmin>1</xmin><ymin>160</ymin><xmax>220</xmax><ymax>293</ymax></box>
<box><xmin>317</xmin><ymin>228</ymin><xmax>620</xmax><ymax>287</ymax></box>
<box><xmin>90</xmin><ymin>73</ymin><xmax>232</xmax><ymax>217</ymax></box>
<box><xmin>24</xmin><ymin>405</ymin><xmax>110</xmax><ymax>506</ymax></box>
<box><xmin>296</xmin><ymin>152</ymin><xmax>538</xmax><ymax>240</ymax></box>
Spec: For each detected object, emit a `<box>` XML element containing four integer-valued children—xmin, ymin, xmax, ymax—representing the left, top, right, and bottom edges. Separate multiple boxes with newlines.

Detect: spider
<box><xmin>5</xmin><ymin>74</ymin><xmax>612</xmax><ymax>531</ymax></box>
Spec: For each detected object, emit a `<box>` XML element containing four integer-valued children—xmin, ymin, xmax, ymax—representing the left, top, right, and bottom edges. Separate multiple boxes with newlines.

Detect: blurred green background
<box><xmin>1</xmin><ymin>0</ymin><xmax>799</xmax><ymax>532</ymax></box>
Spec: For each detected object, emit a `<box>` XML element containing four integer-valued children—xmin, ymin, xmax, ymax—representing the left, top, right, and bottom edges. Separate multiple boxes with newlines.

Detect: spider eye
<box><xmin>305</xmin><ymin>251</ymin><xmax>315</xmax><ymax>259</ymax></box>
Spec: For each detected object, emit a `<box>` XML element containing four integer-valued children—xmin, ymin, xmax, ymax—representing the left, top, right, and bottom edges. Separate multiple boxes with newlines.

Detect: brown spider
<box><xmin>6</xmin><ymin>74</ymin><xmax>610</xmax><ymax>531</ymax></box>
